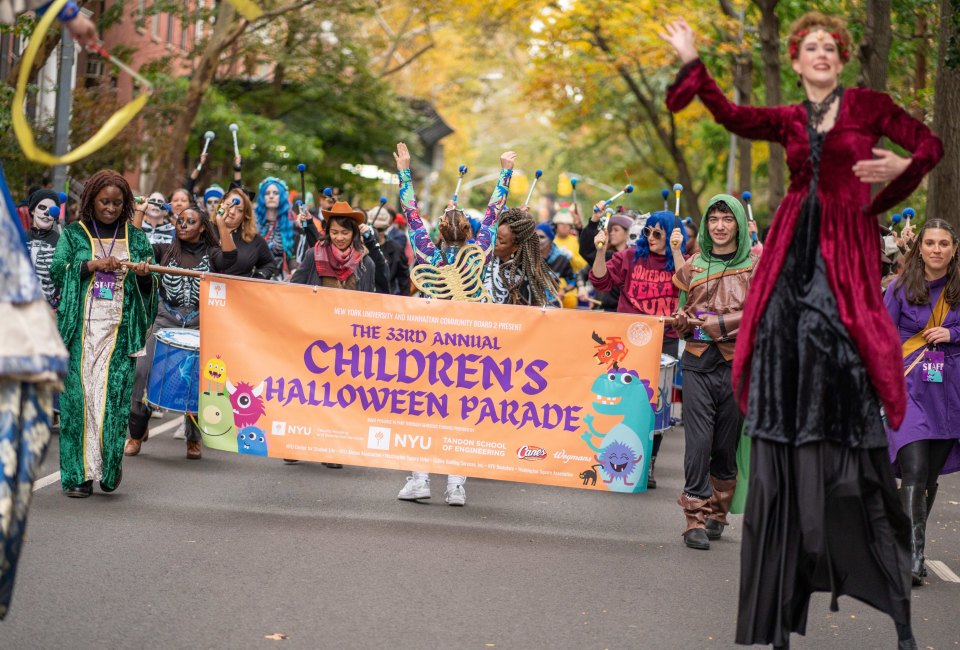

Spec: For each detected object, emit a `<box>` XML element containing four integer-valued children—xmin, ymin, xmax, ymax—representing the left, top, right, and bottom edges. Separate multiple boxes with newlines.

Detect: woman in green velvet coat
<box><xmin>50</xmin><ymin>170</ymin><xmax>157</xmax><ymax>497</ymax></box>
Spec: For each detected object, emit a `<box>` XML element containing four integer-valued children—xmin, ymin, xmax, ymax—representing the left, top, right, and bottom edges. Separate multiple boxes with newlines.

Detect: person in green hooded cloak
<box><xmin>50</xmin><ymin>170</ymin><xmax>157</xmax><ymax>498</ymax></box>
<box><xmin>669</xmin><ymin>194</ymin><xmax>757</xmax><ymax>550</ymax></box>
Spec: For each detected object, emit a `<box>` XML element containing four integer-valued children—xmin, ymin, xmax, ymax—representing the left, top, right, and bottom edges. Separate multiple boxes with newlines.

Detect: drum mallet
<box><xmin>452</xmin><ymin>164</ymin><xmax>468</xmax><ymax>206</ymax></box>
<box><xmin>903</xmin><ymin>207</ymin><xmax>915</xmax><ymax>230</ymax></box>
<box><xmin>743</xmin><ymin>190</ymin><xmax>758</xmax><ymax>245</ymax></box>
<box><xmin>661</xmin><ymin>188</ymin><xmax>669</xmax><ymax>211</ymax></box>
<box><xmin>297</xmin><ymin>163</ymin><xmax>308</xmax><ymax>220</ymax></box>
<box><xmin>594</xmin><ymin>184</ymin><xmax>634</xmax><ymax>213</ymax></box>
<box><xmin>368</xmin><ymin>196</ymin><xmax>388</xmax><ymax>225</ymax></box>
<box><xmin>58</xmin><ymin>191</ymin><xmax>68</xmax><ymax>223</ymax></box>
<box><xmin>525</xmin><ymin>169</ymin><xmax>543</xmax><ymax>207</ymax></box>
<box><xmin>229</xmin><ymin>123</ymin><xmax>240</xmax><ymax>158</ymax></box>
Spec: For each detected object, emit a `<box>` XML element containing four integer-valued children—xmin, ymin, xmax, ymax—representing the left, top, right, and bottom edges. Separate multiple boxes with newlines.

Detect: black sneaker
<box><xmin>322</xmin><ymin>463</ymin><xmax>343</xmax><ymax>469</ymax></box>
<box><xmin>683</xmin><ymin>528</ymin><xmax>710</xmax><ymax>550</ymax></box>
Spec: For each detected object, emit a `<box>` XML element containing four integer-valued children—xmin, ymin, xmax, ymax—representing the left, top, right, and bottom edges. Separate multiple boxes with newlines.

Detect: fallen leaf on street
<box><xmin>264</xmin><ymin>633</ymin><xmax>288</xmax><ymax>641</ymax></box>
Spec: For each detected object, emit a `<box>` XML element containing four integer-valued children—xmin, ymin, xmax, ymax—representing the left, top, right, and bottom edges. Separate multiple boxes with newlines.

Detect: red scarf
<box><xmin>314</xmin><ymin>242</ymin><xmax>362</xmax><ymax>283</ymax></box>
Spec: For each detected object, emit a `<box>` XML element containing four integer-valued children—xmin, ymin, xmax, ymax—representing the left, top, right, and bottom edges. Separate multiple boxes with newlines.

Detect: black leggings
<box><xmin>897</xmin><ymin>439</ymin><xmax>957</xmax><ymax>488</ymax></box>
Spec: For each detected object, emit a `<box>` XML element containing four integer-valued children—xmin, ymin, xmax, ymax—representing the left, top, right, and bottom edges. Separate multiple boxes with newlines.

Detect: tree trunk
<box><xmin>754</xmin><ymin>0</ymin><xmax>784</xmax><ymax>212</ymax></box>
<box><xmin>858</xmin><ymin>0</ymin><xmax>892</xmax><ymax>91</ymax></box>
<box><xmin>154</xmin><ymin>2</ymin><xmax>242</xmax><ymax>194</ymax></box>
<box><xmin>734</xmin><ymin>55</ymin><xmax>753</xmax><ymax>192</ymax></box>
<box><xmin>927</xmin><ymin>0</ymin><xmax>960</xmax><ymax>229</ymax></box>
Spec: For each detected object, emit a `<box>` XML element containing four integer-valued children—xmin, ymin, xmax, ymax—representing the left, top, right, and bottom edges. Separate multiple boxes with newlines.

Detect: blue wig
<box><xmin>255</xmin><ymin>177</ymin><xmax>294</xmax><ymax>257</ymax></box>
<box><xmin>634</xmin><ymin>210</ymin><xmax>685</xmax><ymax>271</ymax></box>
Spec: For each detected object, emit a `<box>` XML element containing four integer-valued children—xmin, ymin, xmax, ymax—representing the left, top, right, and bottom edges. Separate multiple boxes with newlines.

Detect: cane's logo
<box><xmin>517</xmin><ymin>445</ymin><xmax>547</xmax><ymax>460</ymax></box>
<box><xmin>208</xmin><ymin>281</ymin><xmax>227</xmax><ymax>306</ymax></box>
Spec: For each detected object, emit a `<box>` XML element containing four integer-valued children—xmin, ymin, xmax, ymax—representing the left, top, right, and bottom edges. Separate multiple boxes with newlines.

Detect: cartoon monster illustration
<box><xmin>580</xmin><ymin>369</ymin><xmax>656</xmax><ymax>493</ymax></box>
<box><xmin>226</xmin><ymin>379</ymin><xmax>266</xmax><ymax>428</ymax></box>
<box><xmin>237</xmin><ymin>426</ymin><xmax>269</xmax><ymax>456</ymax></box>
<box><xmin>203</xmin><ymin>355</ymin><xmax>227</xmax><ymax>394</ymax></box>
<box><xmin>591</xmin><ymin>332</ymin><xmax>628</xmax><ymax>371</ymax></box>
<box><xmin>579</xmin><ymin>464</ymin><xmax>603</xmax><ymax>486</ymax></box>
<box><xmin>595</xmin><ymin>441</ymin><xmax>642</xmax><ymax>486</ymax></box>
<box><xmin>198</xmin><ymin>389</ymin><xmax>238</xmax><ymax>453</ymax></box>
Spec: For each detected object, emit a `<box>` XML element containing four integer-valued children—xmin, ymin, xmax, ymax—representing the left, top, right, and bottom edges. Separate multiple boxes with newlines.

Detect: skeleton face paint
<box><xmin>32</xmin><ymin>198</ymin><xmax>57</xmax><ymax>230</ymax></box>
<box><xmin>265</xmin><ymin>185</ymin><xmax>280</xmax><ymax>209</ymax></box>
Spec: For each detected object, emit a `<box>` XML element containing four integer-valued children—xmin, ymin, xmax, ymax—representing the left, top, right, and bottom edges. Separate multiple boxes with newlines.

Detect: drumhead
<box><xmin>156</xmin><ymin>328</ymin><xmax>200</xmax><ymax>350</ymax></box>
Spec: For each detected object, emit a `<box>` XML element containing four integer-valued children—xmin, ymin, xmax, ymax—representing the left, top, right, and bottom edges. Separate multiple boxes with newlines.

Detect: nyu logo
<box><xmin>271</xmin><ymin>421</ymin><xmax>286</xmax><ymax>436</ymax></box>
<box><xmin>368</xmin><ymin>426</ymin><xmax>390</xmax><ymax>450</ymax></box>
<box><xmin>517</xmin><ymin>445</ymin><xmax>546</xmax><ymax>461</ymax></box>
<box><xmin>393</xmin><ymin>434</ymin><xmax>432</xmax><ymax>450</ymax></box>
<box><xmin>208</xmin><ymin>281</ymin><xmax>227</xmax><ymax>306</ymax></box>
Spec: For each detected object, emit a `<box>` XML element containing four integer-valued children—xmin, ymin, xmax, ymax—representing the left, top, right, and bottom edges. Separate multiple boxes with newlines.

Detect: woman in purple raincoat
<box><xmin>884</xmin><ymin>218</ymin><xmax>960</xmax><ymax>587</ymax></box>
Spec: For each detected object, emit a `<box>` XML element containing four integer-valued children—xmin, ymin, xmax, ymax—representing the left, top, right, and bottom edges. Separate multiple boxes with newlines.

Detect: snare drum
<box><xmin>147</xmin><ymin>329</ymin><xmax>200</xmax><ymax>414</ymax></box>
<box><xmin>654</xmin><ymin>354</ymin><xmax>678</xmax><ymax>432</ymax></box>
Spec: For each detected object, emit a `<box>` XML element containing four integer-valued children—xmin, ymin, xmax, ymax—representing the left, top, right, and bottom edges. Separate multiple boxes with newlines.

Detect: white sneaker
<box><xmin>173</xmin><ymin>420</ymin><xmax>186</xmax><ymax>440</ymax></box>
<box><xmin>150</xmin><ymin>410</ymin><xmax>163</xmax><ymax>419</ymax></box>
<box><xmin>397</xmin><ymin>476</ymin><xmax>431</xmax><ymax>501</ymax></box>
<box><xmin>444</xmin><ymin>484</ymin><xmax>466</xmax><ymax>506</ymax></box>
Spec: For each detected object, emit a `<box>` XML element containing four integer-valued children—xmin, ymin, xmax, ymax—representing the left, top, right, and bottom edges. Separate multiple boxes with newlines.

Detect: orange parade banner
<box><xmin>197</xmin><ymin>277</ymin><xmax>666</xmax><ymax>493</ymax></box>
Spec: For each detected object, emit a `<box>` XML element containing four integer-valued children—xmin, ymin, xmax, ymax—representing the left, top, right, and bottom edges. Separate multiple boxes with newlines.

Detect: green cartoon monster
<box><xmin>580</xmin><ymin>369</ymin><xmax>656</xmax><ymax>493</ymax></box>
<box><xmin>198</xmin><ymin>389</ymin><xmax>238</xmax><ymax>453</ymax></box>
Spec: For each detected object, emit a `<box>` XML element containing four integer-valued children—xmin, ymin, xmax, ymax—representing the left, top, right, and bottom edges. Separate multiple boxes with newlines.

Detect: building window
<box><xmin>150</xmin><ymin>3</ymin><xmax>160</xmax><ymax>39</ymax></box>
<box><xmin>167</xmin><ymin>12</ymin><xmax>175</xmax><ymax>44</ymax></box>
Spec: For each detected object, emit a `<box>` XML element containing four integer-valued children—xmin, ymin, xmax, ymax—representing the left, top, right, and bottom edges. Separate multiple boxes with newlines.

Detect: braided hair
<box><xmin>79</xmin><ymin>169</ymin><xmax>134</xmax><ymax>226</ymax></box>
<box><xmin>497</xmin><ymin>207</ymin><xmax>560</xmax><ymax>307</ymax></box>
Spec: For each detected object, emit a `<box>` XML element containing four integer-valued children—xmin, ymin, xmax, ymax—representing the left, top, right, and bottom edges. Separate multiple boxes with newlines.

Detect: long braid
<box><xmin>498</xmin><ymin>208</ymin><xmax>560</xmax><ymax>307</ymax></box>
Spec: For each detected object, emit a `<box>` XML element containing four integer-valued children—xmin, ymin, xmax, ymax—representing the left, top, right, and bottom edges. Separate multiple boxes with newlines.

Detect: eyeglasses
<box><xmin>642</xmin><ymin>227</ymin><xmax>664</xmax><ymax>240</ymax></box>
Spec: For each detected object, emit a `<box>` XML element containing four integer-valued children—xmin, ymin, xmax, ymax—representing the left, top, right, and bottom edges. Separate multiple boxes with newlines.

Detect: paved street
<box><xmin>2</xmin><ymin>417</ymin><xmax>958</xmax><ymax>649</ymax></box>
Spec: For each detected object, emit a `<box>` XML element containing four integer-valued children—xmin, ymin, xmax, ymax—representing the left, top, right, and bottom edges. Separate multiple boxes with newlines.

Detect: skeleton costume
<box><xmin>26</xmin><ymin>189</ymin><xmax>61</xmax><ymax>308</ymax></box>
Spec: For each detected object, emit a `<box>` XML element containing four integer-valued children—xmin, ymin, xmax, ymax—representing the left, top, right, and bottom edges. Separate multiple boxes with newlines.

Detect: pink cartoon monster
<box><xmin>226</xmin><ymin>379</ymin><xmax>266</xmax><ymax>428</ymax></box>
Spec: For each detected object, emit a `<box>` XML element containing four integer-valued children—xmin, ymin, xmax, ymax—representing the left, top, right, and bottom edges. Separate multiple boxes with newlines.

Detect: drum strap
<box><xmin>902</xmin><ymin>289</ymin><xmax>948</xmax><ymax>377</ymax></box>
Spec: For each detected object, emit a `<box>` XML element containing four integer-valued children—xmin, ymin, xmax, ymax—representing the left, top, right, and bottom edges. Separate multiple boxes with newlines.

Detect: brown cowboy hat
<box><xmin>321</xmin><ymin>201</ymin><xmax>366</xmax><ymax>225</ymax></box>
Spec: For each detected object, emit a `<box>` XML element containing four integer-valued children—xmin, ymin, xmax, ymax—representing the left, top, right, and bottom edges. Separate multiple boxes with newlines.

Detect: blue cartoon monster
<box><xmin>580</xmin><ymin>369</ymin><xmax>656</xmax><ymax>493</ymax></box>
<box><xmin>237</xmin><ymin>426</ymin><xmax>269</xmax><ymax>456</ymax></box>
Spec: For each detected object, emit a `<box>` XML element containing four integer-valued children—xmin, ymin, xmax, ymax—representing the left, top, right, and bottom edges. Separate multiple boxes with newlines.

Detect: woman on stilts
<box><xmin>51</xmin><ymin>170</ymin><xmax>158</xmax><ymax>498</ymax></box>
<box><xmin>662</xmin><ymin>13</ymin><xmax>942</xmax><ymax>649</ymax></box>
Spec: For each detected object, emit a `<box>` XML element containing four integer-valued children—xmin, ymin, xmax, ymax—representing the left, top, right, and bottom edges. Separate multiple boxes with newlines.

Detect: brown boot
<box><xmin>186</xmin><ymin>440</ymin><xmax>202</xmax><ymax>460</ymax></box>
<box><xmin>705</xmin><ymin>476</ymin><xmax>738</xmax><ymax>539</ymax></box>
<box><xmin>124</xmin><ymin>431</ymin><xmax>148</xmax><ymax>457</ymax></box>
<box><xmin>678</xmin><ymin>492</ymin><xmax>711</xmax><ymax>550</ymax></box>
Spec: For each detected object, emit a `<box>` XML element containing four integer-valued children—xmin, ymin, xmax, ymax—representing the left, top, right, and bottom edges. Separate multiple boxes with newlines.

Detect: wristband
<box><xmin>718</xmin><ymin>314</ymin><xmax>728</xmax><ymax>340</ymax></box>
<box><xmin>233</xmin><ymin>164</ymin><xmax>242</xmax><ymax>172</ymax></box>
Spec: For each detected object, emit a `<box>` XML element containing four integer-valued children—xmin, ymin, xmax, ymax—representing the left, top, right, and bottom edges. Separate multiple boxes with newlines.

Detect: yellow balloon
<box><xmin>12</xmin><ymin>0</ymin><xmax>151</xmax><ymax>166</ymax></box>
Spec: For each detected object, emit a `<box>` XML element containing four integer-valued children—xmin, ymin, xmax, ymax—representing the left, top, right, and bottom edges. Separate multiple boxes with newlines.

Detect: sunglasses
<box><xmin>642</xmin><ymin>227</ymin><xmax>664</xmax><ymax>240</ymax></box>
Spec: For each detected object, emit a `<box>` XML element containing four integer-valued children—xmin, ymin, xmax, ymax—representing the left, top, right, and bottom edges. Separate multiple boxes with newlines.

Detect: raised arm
<box><xmin>475</xmin><ymin>152</ymin><xmax>516</xmax><ymax>256</ymax></box>
<box><xmin>660</xmin><ymin>19</ymin><xmax>788</xmax><ymax>144</ymax></box>
<box><xmin>393</xmin><ymin>142</ymin><xmax>438</xmax><ymax>264</ymax></box>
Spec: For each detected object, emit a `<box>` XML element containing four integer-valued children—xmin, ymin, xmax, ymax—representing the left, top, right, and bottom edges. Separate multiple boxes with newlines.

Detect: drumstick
<box><xmin>121</xmin><ymin>261</ymin><xmax>204</xmax><ymax>277</ymax></box>
<box><xmin>661</xmin><ymin>316</ymin><xmax>705</xmax><ymax>327</ymax></box>
<box><xmin>525</xmin><ymin>169</ymin><xmax>543</xmax><ymax>206</ymax></box>
<box><xmin>594</xmin><ymin>184</ymin><xmax>634</xmax><ymax>212</ymax></box>
<box><xmin>452</xmin><ymin>165</ymin><xmax>468</xmax><ymax>206</ymax></box>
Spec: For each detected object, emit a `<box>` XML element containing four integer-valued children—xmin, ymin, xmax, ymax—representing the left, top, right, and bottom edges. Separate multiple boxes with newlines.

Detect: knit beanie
<box><xmin>535</xmin><ymin>222</ymin><xmax>555</xmax><ymax>241</ymax></box>
<box><xmin>28</xmin><ymin>189</ymin><xmax>59</xmax><ymax>214</ymax></box>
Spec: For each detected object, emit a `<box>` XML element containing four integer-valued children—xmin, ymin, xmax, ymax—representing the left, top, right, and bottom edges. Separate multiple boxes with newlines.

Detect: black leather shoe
<box><xmin>100</xmin><ymin>467</ymin><xmax>122</xmax><ymax>493</ymax></box>
<box><xmin>65</xmin><ymin>481</ymin><xmax>93</xmax><ymax>498</ymax></box>
<box><xmin>646</xmin><ymin>457</ymin><xmax>657</xmax><ymax>489</ymax></box>
<box><xmin>683</xmin><ymin>528</ymin><xmax>710</xmax><ymax>550</ymax></box>
<box><xmin>282</xmin><ymin>459</ymin><xmax>299</xmax><ymax>465</ymax></box>
<box><xmin>705</xmin><ymin>518</ymin><xmax>725</xmax><ymax>540</ymax></box>
<box><xmin>322</xmin><ymin>463</ymin><xmax>343</xmax><ymax>469</ymax></box>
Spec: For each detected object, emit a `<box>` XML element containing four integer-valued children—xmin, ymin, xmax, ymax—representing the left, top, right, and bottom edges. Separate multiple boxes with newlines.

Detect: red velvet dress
<box><xmin>667</xmin><ymin>60</ymin><xmax>943</xmax><ymax>647</ymax></box>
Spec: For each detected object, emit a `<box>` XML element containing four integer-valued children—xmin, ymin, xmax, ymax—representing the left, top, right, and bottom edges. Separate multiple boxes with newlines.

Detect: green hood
<box><xmin>696</xmin><ymin>193</ymin><xmax>752</xmax><ymax>268</ymax></box>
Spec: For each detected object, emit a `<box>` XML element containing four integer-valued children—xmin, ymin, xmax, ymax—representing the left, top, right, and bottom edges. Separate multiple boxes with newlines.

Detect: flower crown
<box><xmin>788</xmin><ymin>28</ymin><xmax>850</xmax><ymax>62</ymax></box>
